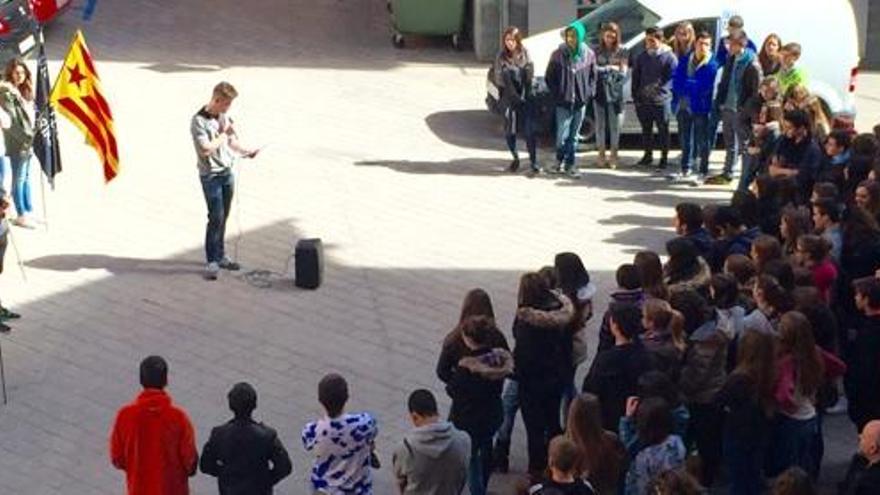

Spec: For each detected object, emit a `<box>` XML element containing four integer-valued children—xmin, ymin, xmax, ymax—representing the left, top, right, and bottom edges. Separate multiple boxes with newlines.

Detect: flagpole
<box><xmin>3</xmin><ymin>219</ymin><xmax>26</xmax><ymax>282</ymax></box>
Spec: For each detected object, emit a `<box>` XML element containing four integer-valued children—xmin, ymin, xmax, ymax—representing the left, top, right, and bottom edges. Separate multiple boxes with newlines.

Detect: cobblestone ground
<box><xmin>0</xmin><ymin>1</ymin><xmax>875</xmax><ymax>493</ymax></box>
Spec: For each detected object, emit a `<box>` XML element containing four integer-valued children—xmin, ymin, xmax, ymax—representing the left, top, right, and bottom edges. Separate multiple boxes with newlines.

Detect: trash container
<box><xmin>389</xmin><ymin>0</ymin><xmax>466</xmax><ymax>49</ymax></box>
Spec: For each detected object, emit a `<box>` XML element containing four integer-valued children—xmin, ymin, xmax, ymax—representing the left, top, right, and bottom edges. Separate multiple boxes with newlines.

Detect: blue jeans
<box><xmin>594</xmin><ymin>102</ymin><xmax>623</xmax><ymax>153</ymax></box>
<box><xmin>200</xmin><ymin>173</ymin><xmax>234</xmax><ymax>264</ymax></box>
<box><xmin>555</xmin><ymin>104</ymin><xmax>586</xmax><ymax>170</ymax></box>
<box><xmin>677</xmin><ymin>110</ymin><xmax>710</xmax><ymax>174</ymax></box>
<box><xmin>495</xmin><ymin>379</ymin><xmax>519</xmax><ymax>449</ymax></box>
<box><xmin>769</xmin><ymin>414</ymin><xmax>821</xmax><ymax>478</ymax></box>
<box><xmin>467</xmin><ymin>432</ymin><xmax>494</xmax><ymax>495</ymax></box>
<box><xmin>10</xmin><ymin>153</ymin><xmax>33</xmax><ymax>216</ymax></box>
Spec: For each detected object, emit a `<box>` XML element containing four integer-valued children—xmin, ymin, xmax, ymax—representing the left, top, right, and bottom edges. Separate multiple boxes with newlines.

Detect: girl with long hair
<box><xmin>770</xmin><ymin>311</ymin><xmax>845</xmax><ymax>478</ymax></box>
<box><xmin>565</xmin><ymin>393</ymin><xmax>625</xmax><ymax>494</ymax></box>
<box><xmin>494</xmin><ymin>26</ymin><xmax>536</xmax><ymax>173</ymax></box>
<box><xmin>512</xmin><ymin>272</ymin><xmax>572</xmax><ymax>479</ymax></box>
<box><xmin>664</xmin><ymin>238</ymin><xmax>710</xmax><ymax>295</ymax></box>
<box><xmin>779</xmin><ymin>206</ymin><xmax>813</xmax><ymax>256</ymax></box>
<box><xmin>758</xmin><ymin>34</ymin><xmax>783</xmax><ymax>76</ymax></box>
<box><xmin>716</xmin><ymin>330</ymin><xmax>776</xmax><ymax>494</ymax></box>
<box><xmin>670</xmin><ymin>21</ymin><xmax>695</xmax><ymax>58</ymax></box>
<box><xmin>854</xmin><ymin>179</ymin><xmax>880</xmax><ymax>223</ymax></box>
<box><xmin>594</xmin><ymin>22</ymin><xmax>628</xmax><ymax>169</ymax></box>
<box><xmin>641</xmin><ymin>299</ymin><xmax>686</xmax><ymax>379</ymax></box>
<box><xmin>794</xmin><ymin>235</ymin><xmax>837</xmax><ymax>303</ymax></box>
<box><xmin>554</xmin><ymin>252</ymin><xmax>596</xmax><ymax>417</ymax></box>
<box><xmin>745</xmin><ymin>274</ymin><xmax>794</xmax><ymax>334</ymax></box>
<box><xmin>751</xmin><ymin>235</ymin><xmax>783</xmax><ymax>274</ymax></box>
<box><xmin>1</xmin><ymin>58</ymin><xmax>35</xmax><ymax>228</ymax></box>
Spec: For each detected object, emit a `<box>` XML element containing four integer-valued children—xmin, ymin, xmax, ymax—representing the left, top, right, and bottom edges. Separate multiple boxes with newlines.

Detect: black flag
<box><xmin>33</xmin><ymin>28</ymin><xmax>61</xmax><ymax>187</ymax></box>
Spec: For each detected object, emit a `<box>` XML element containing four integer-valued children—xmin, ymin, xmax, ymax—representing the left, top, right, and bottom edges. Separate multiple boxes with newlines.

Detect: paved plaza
<box><xmin>0</xmin><ymin>1</ymin><xmax>879</xmax><ymax>493</ymax></box>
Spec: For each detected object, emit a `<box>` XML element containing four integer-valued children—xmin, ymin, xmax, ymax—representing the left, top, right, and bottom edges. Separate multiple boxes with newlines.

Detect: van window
<box><xmin>576</xmin><ymin>0</ymin><xmax>661</xmax><ymax>46</ymax></box>
<box><xmin>627</xmin><ymin>17</ymin><xmax>721</xmax><ymax>61</ymax></box>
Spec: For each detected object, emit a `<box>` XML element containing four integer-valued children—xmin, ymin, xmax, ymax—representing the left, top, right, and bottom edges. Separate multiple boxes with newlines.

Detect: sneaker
<box><xmin>552</xmin><ymin>162</ymin><xmax>565</xmax><ymax>174</ymax></box>
<box><xmin>11</xmin><ymin>216</ymin><xmax>35</xmax><ymax>229</ymax></box>
<box><xmin>0</xmin><ymin>307</ymin><xmax>20</xmax><ymax>320</ymax></box>
<box><xmin>508</xmin><ymin>158</ymin><xmax>520</xmax><ymax>172</ymax></box>
<box><xmin>566</xmin><ymin>168</ymin><xmax>583</xmax><ymax>179</ymax></box>
<box><xmin>218</xmin><ymin>257</ymin><xmax>240</xmax><ymax>271</ymax></box>
<box><xmin>666</xmin><ymin>171</ymin><xmax>691</xmax><ymax>182</ymax></box>
<box><xmin>704</xmin><ymin>174</ymin><xmax>733</xmax><ymax>185</ymax></box>
<box><xmin>826</xmin><ymin>396</ymin><xmax>848</xmax><ymax>415</ymax></box>
<box><xmin>204</xmin><ymin>262</ymin><xmax>220</xmax><ymax>280</ymax></box>
<box><xmin>0</xmin><ymin>321</ymin><xmax>10</xmax><ymax>334</ymax></box>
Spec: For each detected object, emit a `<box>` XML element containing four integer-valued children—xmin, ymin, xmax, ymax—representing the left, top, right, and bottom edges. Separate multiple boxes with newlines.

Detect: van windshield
<box><xmin>577</xmin><ymin>0</ymin><xmax>661</xmax><ymax>46</ymax></box>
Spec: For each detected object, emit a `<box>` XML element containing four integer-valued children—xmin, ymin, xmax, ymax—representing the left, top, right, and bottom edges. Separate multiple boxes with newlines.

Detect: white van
<box><xmin>487</xmin><ymin>0</ymin><xmax>860</xmax><ymax>137</ymax></box>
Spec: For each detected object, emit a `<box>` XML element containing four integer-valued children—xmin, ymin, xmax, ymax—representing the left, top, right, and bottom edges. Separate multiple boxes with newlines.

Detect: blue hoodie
<box><xmin>672</xmin><ymin>51</ymin><xmax>719</xmax><ymax>115</ymax></box>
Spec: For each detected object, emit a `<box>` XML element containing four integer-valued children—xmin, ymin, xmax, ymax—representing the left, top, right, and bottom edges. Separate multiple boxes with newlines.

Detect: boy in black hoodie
<box><xmin>598</xmin><ymin>264</ymin><xmax>644</xmax><ymax>352</ymax></box>
<box><xmin>584</xmin><ymin>302</ymin><xmax>654</xmax><ymax>433</ymax></box>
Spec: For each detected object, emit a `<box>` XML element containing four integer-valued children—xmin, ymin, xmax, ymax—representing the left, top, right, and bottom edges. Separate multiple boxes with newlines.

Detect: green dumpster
<box><xmin>389</xmin><ymin>0</ymin><xmax>466</xmax><ymax>49</ymax></box>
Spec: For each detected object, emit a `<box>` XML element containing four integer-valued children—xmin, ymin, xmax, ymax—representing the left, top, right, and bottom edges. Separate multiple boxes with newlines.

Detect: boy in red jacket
<box><xmin>110</xmin><ymin>356</ymin><xmax>198</xmax><ymax>495</ymax></box>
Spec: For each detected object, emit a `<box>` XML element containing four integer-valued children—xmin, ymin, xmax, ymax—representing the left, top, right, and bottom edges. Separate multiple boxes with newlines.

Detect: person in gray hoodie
<box><xmin>393</xmin><ymin>389</ymin><xmax>471</xmax><ymax>495</ymax></box>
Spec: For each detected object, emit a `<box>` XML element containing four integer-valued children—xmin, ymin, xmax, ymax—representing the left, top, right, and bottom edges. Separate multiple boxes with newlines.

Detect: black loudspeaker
<box><xmin>295</xmin><ymin>238</ymin><xmax>323</xmax><ymax>289</ymax></box>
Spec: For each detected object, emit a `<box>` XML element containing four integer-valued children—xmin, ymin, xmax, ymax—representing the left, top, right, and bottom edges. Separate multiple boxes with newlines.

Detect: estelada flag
<box><xmin>50</xmin><ymin>30</ymin><xmax>119</xmax><ymax>182</ymax></box>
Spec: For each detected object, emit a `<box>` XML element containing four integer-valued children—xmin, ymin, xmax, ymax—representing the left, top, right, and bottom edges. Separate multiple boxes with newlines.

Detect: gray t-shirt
<box><xmin>191</xmin><ymin>107</ymin><xmax>236</xmax><ymax>176</ymax></box>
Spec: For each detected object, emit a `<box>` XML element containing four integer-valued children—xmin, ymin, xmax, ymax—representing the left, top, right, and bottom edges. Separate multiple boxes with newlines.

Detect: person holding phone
<box><xmin>190</xmin><ymin>82</ymin><xmax>259</xmax><ymax>281</ymax></box>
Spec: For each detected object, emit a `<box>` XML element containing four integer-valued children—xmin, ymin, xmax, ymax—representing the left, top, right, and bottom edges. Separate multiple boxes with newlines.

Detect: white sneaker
<box><xmin>826</xmin><ymin>396</ymin><xmax>848</xmax><ymax>415</ymax></box>
<box><xmin>204</xmin><ymin>262</ymin><xmax>220</xmax><ymax>281</ymax></box>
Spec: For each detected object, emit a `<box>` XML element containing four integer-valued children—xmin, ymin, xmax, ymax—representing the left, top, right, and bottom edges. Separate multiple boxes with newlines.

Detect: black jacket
<box><xmin>845</xmin><ymin>316</ymin><xmax>880</xmax><ymax>431</ymax></box>
<box><xmin>715</xmin><ymin>372</ymin><xmax>770</xmax><ymax>447</ymax></box>
<box><xmin>545</xmin><ymin>43</ymin><xmax>597</xmax><ymax>107</ymax></box>
<box><xmin>513</xmin><ymin>300</ymin><xmax>571</xmax><ymax>391</ymax></box>
<box><xmin>439</xmin><ymin>341</ymin><xmax>512</xmax><ymax>437</ymax></box>
<box><xmin>714</xmin><ymin>53</ymin><xmax>761</xmax><ymax>112</ymax></box>
<box><xmin>200</xmin><ymin>417</ymin><xmax>292</xmax><ymax>495</ymax></box>
<box><xmin>841</xmin><ymin>455</ymin><xmax>880</xmax><ymax>495</ymax></box>
<box><xmin>582</xmin><ymin>342</ymin><xmax>654</xmax><ymax>432</ymax></box>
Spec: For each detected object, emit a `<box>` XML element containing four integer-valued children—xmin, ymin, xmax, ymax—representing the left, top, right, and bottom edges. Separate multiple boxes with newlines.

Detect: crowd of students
<box><xmin>493</xmin><ymin>14</ymin><xmax>857</xmax><ymax>191</ymax></box>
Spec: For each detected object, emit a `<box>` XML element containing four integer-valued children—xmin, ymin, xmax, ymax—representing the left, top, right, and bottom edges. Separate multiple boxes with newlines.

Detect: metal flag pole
<box><xmin>0</xmin><ymin>338</ymin><xmax>6</xmax><ymax>405</ymax></box>
<box><xmin>4</xmin><ymin>219</ymin><xmax>27</xmax><ymax>282</ymax></box>
<box><xmin>35</xmin><ymin>25</ymin><xmax>50</xmax><ymax>232</ymax></box>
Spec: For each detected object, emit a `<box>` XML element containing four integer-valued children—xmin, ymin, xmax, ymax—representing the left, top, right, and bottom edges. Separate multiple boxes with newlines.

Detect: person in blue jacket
<box><xmin>671</xmin><ymin>31</ymin><xmax>719</xmax><ymax>180</ymax></box>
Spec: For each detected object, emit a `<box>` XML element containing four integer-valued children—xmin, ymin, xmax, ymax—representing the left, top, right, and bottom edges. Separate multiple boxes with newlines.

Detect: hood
<box><xmin>690</xmin><ymin>51</ymin><xmax>713</xmax><ymax>70</ymax></box>
<box><xmin>135</xmin><ymin>389</ymin><xmax>172</xmax><ymax>415</ymax></box>
<box><xmin>561</xmin><ymin>21</ymin><xmax>587</xmax><ymax>61</ymax></box>
<box><xmin>405</xmin><ymin>421</ymin><xmax>460</xmax><ymax>460</ymax></box>
<box><xmin>458</xmin><ymin>348</ymin><xmax>513</xmax><ymax>381</ymax></box>
<box><xmin>735</xmin><ymin>47</ymin><xmax>756</xmax><ymax>67</ymax></box>
<box><xmin>516</xmin><ymin>291</ymin><xmax>574</xmax><ymax>329</ymax></box>
<box><xmin>689</xmin><ymin>318</ymin><xmax>719</xmax><ymax>342</ymax></box>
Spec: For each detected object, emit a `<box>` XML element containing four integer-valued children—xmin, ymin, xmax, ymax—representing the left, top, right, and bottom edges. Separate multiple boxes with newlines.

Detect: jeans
<box><xmin>520</xmin><ymin>382</ymin><xmax>563</xmax><ymax>475</ymax></box>
<box><xmin>504</xmin><ymin>102</ymin><xmax>537</xmax><ymax>166</ymax></box>
<box><xmin>769</xmin><ymin>414</ymin><xmax>821</xmax><ymax>478</ymax></box>
<box><xmin>677</xmin><ymin>110</ymin><xmax>711</xmax><ymax>174</ymax></box>
<box><xmin>561</xmin><ymin>380</ymin><xmax>577</xmax><ymax>425</ymax></box>
<box><xmin>555</xmin><ymin>104</ymin><xmax>587</xmax><ymax>170</ymax></box>
<box><xmin>467</xmin><ymin>432</ymin><xmax>494</xmax><ymax>495</ymax></box>
<box><xmin>721</xmin><ymin>108</ymin><xmax>749</xmax><ymax>176</ymax></box>
<box><xmin>636</xmin><ymin>103</ymin><xmax>671</xmax><ymax>159</ymax></box>
<box><xmin>594</xmin><ymin>102</ymin><xmax>623</xmax><ymax>153</ymax></box>
<box><xmin>738</xmin><ymin>152</ymin><xmax>758</xmax><ymax>191</ymax></box>
<box><xmin>10</xmin><ymin>153</ymin><xmax>33</xmax><ymax>217</ymax></box>
<box><xmin>200</xmin><ymin>173</ymin><xmax>234</xmax><ymax>264</ymax></box>
<box><xmin>724</xmin><ymin>433</ymin><xmax>766</xmax><ymax>495</ymax></box>
<box><xmin>495</xmin><ymin>379</ymin><xmax>519</xmax><ymax>452</ymax></box>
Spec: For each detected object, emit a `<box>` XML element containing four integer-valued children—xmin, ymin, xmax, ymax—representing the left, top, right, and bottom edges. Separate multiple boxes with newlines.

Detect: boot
<box><xmin>597</xmin><ymin>148</ymin><xmax>607</xmax><ymax>168</ymax></box>
<box><xmin>609</xmin><ymin>149</ymin><xmax>619</xmax><ymax>169</ymax></box>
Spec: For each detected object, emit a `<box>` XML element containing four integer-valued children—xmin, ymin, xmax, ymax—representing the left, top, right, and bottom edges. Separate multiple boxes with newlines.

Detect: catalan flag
<box><xmin>50</xmin><ymin>30</ymin><xmax>118</xmax><ymax>182</ymax></box>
